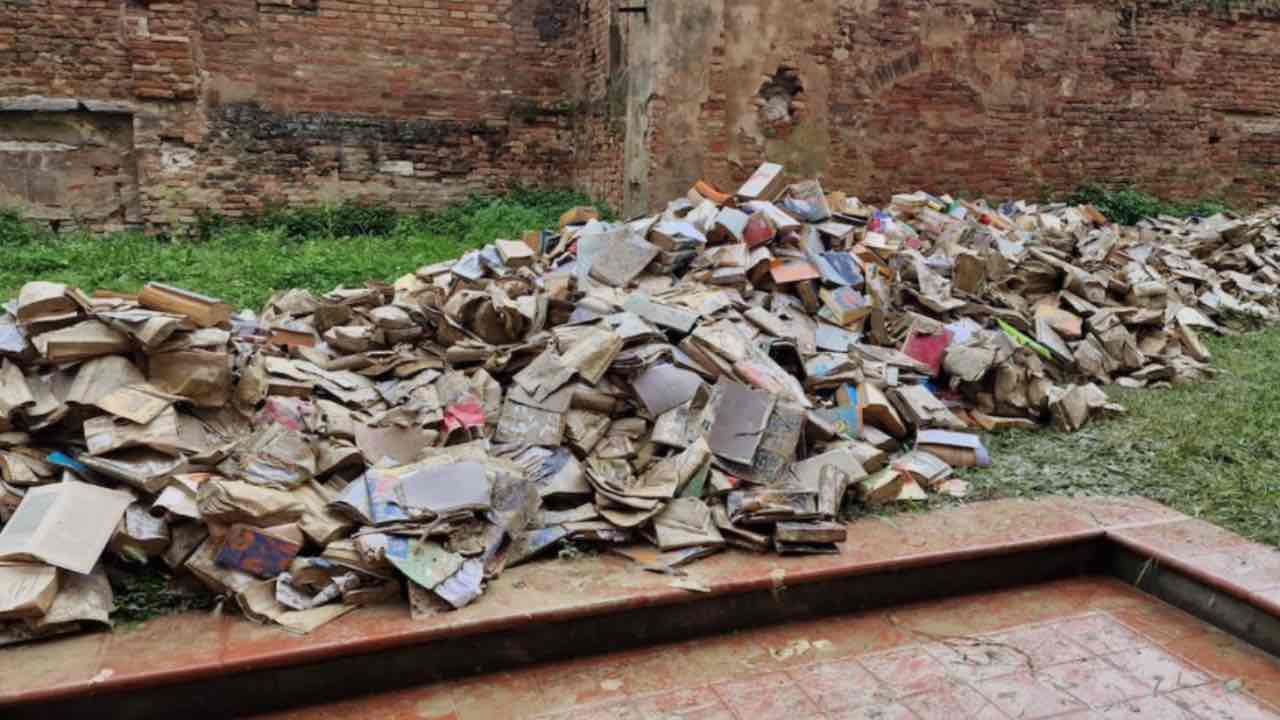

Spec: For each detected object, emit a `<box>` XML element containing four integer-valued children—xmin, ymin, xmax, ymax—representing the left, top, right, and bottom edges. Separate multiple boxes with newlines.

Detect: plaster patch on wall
<box><xmin>0</xmin><ymin>140</ymin><xmax>76</xmax><ymax>151</ymax></box>
<box><xmin>160</xmin><ymin>141</ymin><xmax>196</xmax><ymax>170</ymax></box>
<box><xmin>378</xmin><ymin>159</ymin><xmax>414</xmax><ymax>176</ymax></box>
<box><xmin>0</xmin><ymin>110</ymin><xmax>140</xmax><ymax>227</ymax></box>
<box><xmin>1225</xmin><ymin>112</ymin><xmax>1280</xmax><ymax>134</ymax></box>
<box><xmin>0</xmin><ymin>96</ymin><xmax>79</xmax><ymax>112</ymax></box>
<box><xmin>718</xmin><ymin>0</ymin><xmax>837</xmax><ymax>183</ymax></box>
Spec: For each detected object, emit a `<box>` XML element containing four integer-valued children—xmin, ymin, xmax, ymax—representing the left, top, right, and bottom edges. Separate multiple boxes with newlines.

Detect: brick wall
<box><xmin>643</xmin><ymin>0</ymin><xmax>1280</xmax><ymax>215</ymax></box>
<box><xmin>0</xmin><ymin>0</ymin><xmax>593</xmax><ymax>228</ymax></box>
<box><xmin>571</xmin><ymin>0</ymin><xmax>627</xmax><ymax>212</ymax></box>
<box><xmin>177</xmin><ymin>0</ymin><xmax>587</xmax><ymax>225</ymax></box>
<box><xmin>0</xmin><ymin>0</ymin><xmax>132</xmax><ymax>100</ymax></box>
<box><xmin>2</xmin><ymin>0</ymin><xmax>1279</xmax><ymax>229</ymax></box>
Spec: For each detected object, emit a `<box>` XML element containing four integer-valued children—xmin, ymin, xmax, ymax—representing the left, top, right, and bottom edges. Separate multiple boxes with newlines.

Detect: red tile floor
<box><xmin>257</xmin><ymin>576</ymin><xmax>1280</xmax><ymax>720</ymax></box>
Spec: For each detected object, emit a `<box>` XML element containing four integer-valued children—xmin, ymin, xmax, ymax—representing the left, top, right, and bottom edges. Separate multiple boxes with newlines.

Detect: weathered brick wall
<box><xmin>637</xmin><ymin>0</ymin><xmax>1280</xmax><ymax>215</ymax></box>
<box><xmin>0</xmin><ymin>0</ymin><xmax>132</xmax><ymax>100</ymax></box>
<box><xmin>3</xmin><ymin>0</ymin><xmax>1280</xmax><ymax>229</ymax></box>
<box><xmin>177</xmin><ymin>0</ymin><xmax>586</xmax><ymax>224</ymax></box>
<box><xmin>571</xmin><ymin>0</ymin><xmax>627</xmax><ymax>212</ymax></box>
<box><xmin>0</xmin><ymin>0</ymin><xmax>593</xmax><ymax>228</ymax></box>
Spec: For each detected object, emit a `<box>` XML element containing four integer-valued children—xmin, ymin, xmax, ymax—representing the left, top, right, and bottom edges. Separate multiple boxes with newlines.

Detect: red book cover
<box><xmin>902</xmin><ymin>328</ymin><xmax>954</xmax><ymax>377</ymax></box>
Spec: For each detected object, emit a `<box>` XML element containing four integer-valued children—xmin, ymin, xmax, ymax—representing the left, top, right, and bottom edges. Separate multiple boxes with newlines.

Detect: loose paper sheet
<box><xmin>0</xmin><ymin>481</ymin><xmax>133</xmax><ymax>574</ymax></box>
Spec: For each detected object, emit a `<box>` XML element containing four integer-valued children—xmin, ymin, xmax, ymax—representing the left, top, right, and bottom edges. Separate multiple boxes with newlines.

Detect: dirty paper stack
<box><xmin>2</xmin><ymin>164</ymin><xmax>1278</xmax><ymax>642</ymax></box>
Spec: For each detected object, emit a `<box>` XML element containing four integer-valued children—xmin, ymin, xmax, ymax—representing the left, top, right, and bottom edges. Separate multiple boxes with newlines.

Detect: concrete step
<box><xmin>2</xmin><ymin>496</ymin><xmax>1276</xmax><ymax>719</ymax></box>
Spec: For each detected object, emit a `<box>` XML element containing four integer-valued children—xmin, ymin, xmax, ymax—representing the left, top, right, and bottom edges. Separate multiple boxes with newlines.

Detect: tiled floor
<box><xmin>258</xmin><ymin>577</ymin><xmax>1280</xmax><ymax>720</ymax></box>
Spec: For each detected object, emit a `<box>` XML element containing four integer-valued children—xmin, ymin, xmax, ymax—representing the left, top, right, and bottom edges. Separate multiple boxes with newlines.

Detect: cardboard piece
<box><xmin>84</xmin><ymin>406</ymin><xmax>183</xmax><ymax>456</ymax></box>
<box><xmin>197</xmin><ymin>479</ymin><xmax>305</xmax><ymax>526</ymax></box>
<box><xmin>93</xmin><ymin>383</ymin><xmax>176</xmax><ymax>425</ymax></box>
<box><xmin>30</xmin><ymin>565</ymin><xmax>113</xmax><ymax>632</ymax></box>
<box><xmin>16</xmin><ymin>282</ymin><xmax>89</xmax><ymax>326</ymax></box>
<box><xmin>354</xmin><ymin>423</ymin><xmax>436</xmax><ymax>467</ymax></box>
<box><xmin>0</xmin><ymin>563</ymin><xmax>58</xmax><ymax>619</ymax></box>
<box><xmin>709</xmin><ymin>207</ymin><xmax>750</xmax><ymax>245</ymax></box>
<box><xmin>858</xmin><ymin>383</ymin><xmax>907</xmax><ymax>438</ymax></box>
<box><xmin>775</xmin><ymin>521</ymin><xmax>845</xmax><ymax>544</ymax></box>
<box><xmin>589</xmin><ymin>234</ymin><xmax>660</xmax><ymax>287</ymax></box>
<box><xmin>149</xmin><ymin>350</ymin><xmax>232</xmax><ymax>408</ymax></box>
<box><xmin>33</xmin><ymin>321</ymin><xmax>129</xmax><ymax>362</ymax></box>
<box><xmin>892</xmin><ymin>450</ymin><xmax>953</xmax><ymax>489</ymax></box>
<box><xmin>138</xmin><ymin>283</ymin><xmax>233</xmax><ymax>328</ymax></box>
<box><xmin>110</xmin><ymin>503</ymin><xmax>171</xmax><ymax>561</ymax></box>
<box><xmin>237</xmin><ymin>578</ymin><xmax>354</xmax><ymax>634</ymax></box>
<box><xmin>78</xmin><ymin>449</ymin><xmax>188</xmax><ymax>494</ymax></box>
<box><xmin>889</xmin><ymin>384</ymin><xmax>968</xmax><ymax>431</ymax></box>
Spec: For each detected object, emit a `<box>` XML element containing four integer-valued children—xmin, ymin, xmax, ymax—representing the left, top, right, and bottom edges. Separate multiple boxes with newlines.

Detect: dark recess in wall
<box><xmin>533</xmin><ymin>0</ymin><xmax>579</xmax><ymax>41</ymax></box>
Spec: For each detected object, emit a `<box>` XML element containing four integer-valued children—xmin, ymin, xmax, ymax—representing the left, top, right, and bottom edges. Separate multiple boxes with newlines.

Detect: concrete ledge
<box><xmin>1109</xmin><ymin>536</ymin><xmax>1280</xmax><ymax>658</ymax></box>
<box><xmin>5</xmin><ymin>541</ymin><xmax>1109</xmax><ymax>720</ymax></box>
<box><xmin>0</xmin><ymin>496</ymin><xmax>1274</xmax><ymax>719</ymax></box>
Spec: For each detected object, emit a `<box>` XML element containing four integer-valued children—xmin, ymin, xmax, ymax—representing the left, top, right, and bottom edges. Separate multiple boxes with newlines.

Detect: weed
<box><xmin>0</xmin><ymin>207</ymin><xmax>47</xmax><ymax>245</ymax></box>
<box><xmin>1065</xmin><ymin>184</ymin><xmax>1235</xmax><ymax>225</ymax></box>
<box><xmin>108</xmin><ymin>563</ymin><xmax>220</xmax><ymax>624</ymax></box>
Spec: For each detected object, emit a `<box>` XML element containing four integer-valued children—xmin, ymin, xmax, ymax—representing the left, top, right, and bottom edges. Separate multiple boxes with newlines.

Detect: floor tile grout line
<box><xmin>902</xmin><ymin>613</ymin><xmax>1103</xmax><ymax>683</ymax></box>
<box><xmin>785</xmin><ymin>613</ymin><xmax>1149</xmax><ymax>712</ymax></box>
<box><xmin>1036</xmin><ymin>616</ymin><xmax>1163</xmax><ymax>711</ymax></box>
<box><xmin>706</xmin><ymin>676</ymin><xmax>752</xmax><ymax>720</ymax></box>
<box><xmin>964</xmin><ymin>669</ymin><xmax>1074</xmax><ymax>720</ymax></box>
<box><xmin>1089</xmin><ymin>640</ymin><xmax>1220</xmax><ymax>695</ymax></box>
<box><xmin>782</xmin><ymin>664</ymin><xmax>829</xmax><ymax>712</ymax></box>
<box><xmin>1166</xmin><ymin>684</ymin><xmax>1280</xmax><ymax>720</ymax></box>
<box><xmin>937</xmin><ymin>608</ymin><xmax>1280</xmax><ymax>720</ymax></box>
<box><xmin>1044</xmin><ymin>656</ymin><xmax>1161</xmax><ymax>712</ymax></box>
<box><xmin>947</xmin><ymin>616</ymin><xmax>1148</xmax><ymax>717</ymax></box>
<box><xmin>1106</xmin><ymin>611</ymin><xmax>1245</xmax><ymax>689</ymax></box>
<box><xmin>540</xmin><ymin>602</ymin><xmax>1269</xmax><ymax>720</ymax></box>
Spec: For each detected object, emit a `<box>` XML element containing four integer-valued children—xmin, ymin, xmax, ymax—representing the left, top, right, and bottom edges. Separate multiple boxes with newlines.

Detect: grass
<box><xmin>0</xmin><ymin>188</ymin><xmax>602</xmax><ymax>310</ymax></box>
<box><xmin>860</xmin><ymin>329</ymin><xmax>1280</xmax><ymax>547</ymax></box>
<box><xmin>108</xmin><ymin>564</ymin><xmax>220</xmax><ymax>627</ymax></box>
<box><xmin>1065</xmin><ymin>184</ymin><xmax>1235</xmax><ymax>226</ymax></box>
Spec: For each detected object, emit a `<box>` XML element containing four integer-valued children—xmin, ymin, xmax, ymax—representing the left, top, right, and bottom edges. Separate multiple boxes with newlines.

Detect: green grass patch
<box><xmin>0</xmin><ymin>188</ymin><xmax>604</xmax><ymax>310</ymax></box>
<box><xmin>108</xmin><ymin>564</ymin><xmax>220</xmax><ymax>626</ymax></box>
<box><xmin>1064</xmin><ymin>184</ymin><xmax>1236</xmax><ymax>226</ymax></box>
